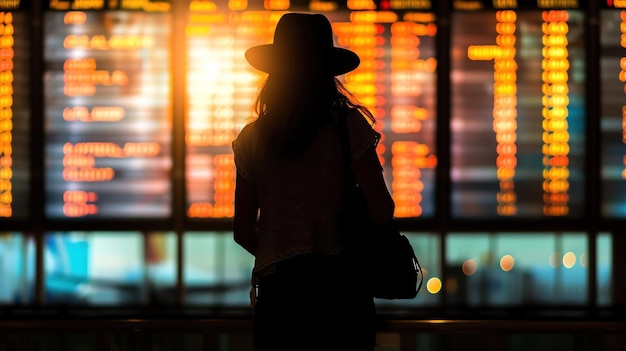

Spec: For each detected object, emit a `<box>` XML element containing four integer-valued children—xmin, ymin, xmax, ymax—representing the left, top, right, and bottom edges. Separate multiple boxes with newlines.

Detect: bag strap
<box><xmin>336</xmin><ymin>107</ymin><xmax>356</xmax><ymax>184</ymax></box>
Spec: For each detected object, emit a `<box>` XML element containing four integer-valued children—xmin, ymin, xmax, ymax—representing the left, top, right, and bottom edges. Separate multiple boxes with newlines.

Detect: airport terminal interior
<box><xmin>1</xmin><ymin>0</ymin><xmax>625</xmax><ymax>350</ymax></box>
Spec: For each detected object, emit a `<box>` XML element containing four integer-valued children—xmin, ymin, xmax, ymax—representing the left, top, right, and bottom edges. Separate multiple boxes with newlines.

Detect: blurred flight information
<box><xmin>184</xmin><ymin>1</ymin><xmax>438</xmax><ymax>219</ymax></box>
<box><xmin>450</xmin><ymin>3</ymin><xmax>586</xmax><ymax>218</ymax></box>
<box><xmin>600</xmin><ymin>6</ymin><xmax>626</xmax><ymax>218</ymax></box>
<box><xmin>0</xmin><ymin>3</ymin><xmax>29</xmax><ymax>220</ymax></box>
<box><xmin>43</xmin><ymin>2</ymin><xmax>172</xmax><ymax>219</ymax></box>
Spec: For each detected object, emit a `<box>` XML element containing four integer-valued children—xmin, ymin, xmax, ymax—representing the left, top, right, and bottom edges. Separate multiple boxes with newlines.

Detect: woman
<box><xmin>232</xmin><ymin>13</ymin><xmax>395</xmax><ymax>351</ymax></box>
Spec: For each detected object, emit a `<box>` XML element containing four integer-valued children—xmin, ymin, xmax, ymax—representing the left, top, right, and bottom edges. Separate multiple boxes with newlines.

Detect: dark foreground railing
<box><xmin>1</xmin><ymin>318</ymin><xmax>625</xmax><ymax>351</ymax></box>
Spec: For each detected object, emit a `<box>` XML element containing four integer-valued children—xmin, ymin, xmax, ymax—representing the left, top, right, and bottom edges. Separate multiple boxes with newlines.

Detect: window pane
<box><xmin>558</xmin><ymin>233</ymin><xmax>588</xmax><ymax>303</ymax></box>
<box><xmin>45</xmin><ymin>232</ymin><xmax>144</xmax><ymax>305</ymax></box>
<box><xmin>0</xmin><ymin>233</ymin><xmax>34</xmax><ymax>303</ymax></box>
<box><xmin>446</xmin><ymin>232</ymin><xmax>587</xmax><ymax>306</ymax></box>
<box><xmin>597</xmin><ymin>232</ymin><xmax>612</xmax><ymax>306</ymax></box>
<box><xmin>146</xmin><ymin>232</ymin><xmax>177</xmax><ymax>304</ymax></box>
<box><xmin>184</xmin><ymin>232</ymin><xmax>253</xmax><ymax>307</ymax></box>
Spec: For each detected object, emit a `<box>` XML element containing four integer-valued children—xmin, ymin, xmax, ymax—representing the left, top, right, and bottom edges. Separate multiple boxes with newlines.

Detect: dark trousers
<box><xmin>253</xmin><ymin>253</ymin><xmax>376</xmax><ymax>351</ymax></box>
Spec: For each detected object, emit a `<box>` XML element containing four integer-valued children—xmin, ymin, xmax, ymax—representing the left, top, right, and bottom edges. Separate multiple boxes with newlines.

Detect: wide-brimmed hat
<box><xmin>245</xmin><ymin>13</ymin><xmax>360</xmax><ymax>76</ymax></box>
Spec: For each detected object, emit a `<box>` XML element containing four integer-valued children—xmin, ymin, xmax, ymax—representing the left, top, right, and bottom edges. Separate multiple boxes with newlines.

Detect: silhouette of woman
<box><xmin>232</xmin><ymin>12</ymin><xmax>395</xmax><ymax>351</ymax></box>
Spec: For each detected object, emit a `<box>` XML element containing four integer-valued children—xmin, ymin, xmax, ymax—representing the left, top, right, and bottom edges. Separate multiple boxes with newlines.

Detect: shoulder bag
<box><xmin>337</xmin><ymin>109</ymin><xmax>423</xmax><ymax>300</ymax></box>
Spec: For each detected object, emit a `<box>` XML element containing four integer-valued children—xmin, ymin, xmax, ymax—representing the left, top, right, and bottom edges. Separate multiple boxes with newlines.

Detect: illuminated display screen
<box><xmin>43</xmin><ymin>7</ymin><xmax>172</xmax><ymax>219</ymax></box>
<box><xmin>0</xmin><ymin>9</ymin><xmax>29</xmax><ymax>220</ymax></box>
<box><xmin>184</xmin><ymin>2</ymin><xmax>437</xmax><ymax>219</ymax></box>
<box><xmin>450</xmin><ymin>8</ymin><xmax>586</xmax><ymax>219</ymax></box>
<box><xmin>600</xmin><ymin>9</ymin><xmax>626</xmax><ymax>218</ymax></box>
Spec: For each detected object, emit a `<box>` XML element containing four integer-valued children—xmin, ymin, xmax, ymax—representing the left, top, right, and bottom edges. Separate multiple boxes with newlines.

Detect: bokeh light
<box><xmin>500</xmin><ymin>254</ymin><xmax>515</xmax><ymax>271</ymax></box>
<box><xmin>426</xmin><ymin>277</ymin><xmax>442</xmax><ymax>294</ymax></box>
<box><xmin>462</xmin><ymin>259</ymin><xmax>477</xmax><ymax>276</ymax></box>
<box><xmin>562</xmin><ymin>251</ymin><xmax>576</xmax><ymax>268</ymax></box>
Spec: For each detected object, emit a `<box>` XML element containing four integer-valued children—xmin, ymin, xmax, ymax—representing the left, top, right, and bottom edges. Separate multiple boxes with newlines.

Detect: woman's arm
<box><xmin>352</xmin><ymin>145</ymin><xmax>395</xmax><ymax>224</ymax></box>
<box><xmin>233</xmin><ymin>172</ymin><xmax>259</xmax><ymax>255</ymax></box>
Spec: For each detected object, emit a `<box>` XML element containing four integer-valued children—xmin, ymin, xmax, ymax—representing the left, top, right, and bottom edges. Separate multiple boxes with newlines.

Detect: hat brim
<box><xmin>245</xmin><ymin>44</ymin><xmax>360</xmax><ymax>76</ymax></box>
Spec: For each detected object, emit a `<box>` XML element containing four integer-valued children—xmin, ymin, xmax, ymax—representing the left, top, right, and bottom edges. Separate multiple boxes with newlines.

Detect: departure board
<box><xmin>450</xmin><ymin>2</ymin><xmax>586</xmax><ymax>218</ymax></box>
<box><xmin>1</xmin><ymin>2</ymin><xmax>30</xmax><ymax>219</ymax></box>
<box><xmin>184</xmin><ymin>1</ymin><xmax>437</xmax><ymax>219</ymax></box>
<box><xmin>600</xmin><ymin>4</ymin><xmax>626</xmax><ymax>218</ymax></box>
<box><xmin>44</xmin><ymin>1</ymin><xmax>172</xmax><ymax>219</ymax></box>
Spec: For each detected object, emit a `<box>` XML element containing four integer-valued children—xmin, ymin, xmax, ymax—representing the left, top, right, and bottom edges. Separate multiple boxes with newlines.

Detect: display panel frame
<box><xmin>0</xmin><ymin>3</ymin><xmax>33</xmax><ymax>228</ymax></box>
<box><xmin>41</xmin><ymin>3</ymin><xmax>175</xmax><ymax>225</ymax></box>
<box><xmin>450</xmin><ymin>8</ymin><xmax>587</xmax><ymax>220</ymax></box>
<box><xmin>183</xmin><ymin>4</ymin><xmax>439</xmax><ymax>221</ymax></box>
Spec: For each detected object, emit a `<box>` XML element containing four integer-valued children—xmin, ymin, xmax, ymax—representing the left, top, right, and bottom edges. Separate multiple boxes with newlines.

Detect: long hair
<box><xmin>253</xmin><ymin>68</ymin><xmax>375</xmax><ymax>159</ymax></box>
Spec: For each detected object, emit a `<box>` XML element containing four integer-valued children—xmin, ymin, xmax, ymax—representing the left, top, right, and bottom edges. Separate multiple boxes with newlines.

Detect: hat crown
<box><xmin>272</xmin><ymin>13</ymin><xmax>335</xmax><ymax>54</ymax></box>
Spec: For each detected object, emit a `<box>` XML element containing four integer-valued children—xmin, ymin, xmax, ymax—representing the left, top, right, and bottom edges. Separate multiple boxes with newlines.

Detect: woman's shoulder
<box><xmin>345</xmin><ymin>108</ymin><xmax>379</xmax><ymax>138</ymax></box>
<box><xmin>232</xmin><ymin>121</ymin><xmax>259</xmax><ymax>181</ymax></box>
<box><xmin>239</xmin><ymin>120</ymin><xmax>258</xmax><ymax>137</ymax></box>
<box><xmin>343</xmin><ymin>107</ymin><xmax>380</xmax><ymax>159</ymax></box>
<box><xmin>233</xmin><ymin>120</ymin><xmax>258</xmax><ymax>151</ymax></box>
<box><xmin>345</xmin><ymin>107</ymin><xmax>374</xmax><ymax>126</ymax></box>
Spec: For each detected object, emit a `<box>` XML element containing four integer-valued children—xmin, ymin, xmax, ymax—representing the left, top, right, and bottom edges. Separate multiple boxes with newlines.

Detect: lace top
<box><xmin>232</xmin><ymin>108</ymin><xmax>380</xmax><ymax>276</ymax></box>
